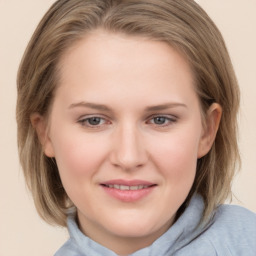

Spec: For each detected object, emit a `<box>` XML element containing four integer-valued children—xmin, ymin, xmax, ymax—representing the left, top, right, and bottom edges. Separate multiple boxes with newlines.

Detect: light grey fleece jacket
<box><xmin>54</xmin><ymin>195</ymin><xmax>256</xmax><ymax>256</ymax></box>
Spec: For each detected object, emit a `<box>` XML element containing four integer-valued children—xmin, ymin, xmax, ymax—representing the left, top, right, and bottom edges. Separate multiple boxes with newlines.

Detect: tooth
<box><xmin>120</xmin><ymin>185</ymin><xmax>130</xmax><ymax>190</ymax></box>
<box><xmin>107</xmin><ymin>184</ymin><xmax>151</xmax><ymax>190</ymax></box>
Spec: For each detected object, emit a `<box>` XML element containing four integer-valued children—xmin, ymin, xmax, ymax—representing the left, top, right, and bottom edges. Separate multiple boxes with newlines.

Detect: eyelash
<box><xmin>78</xmin><ymin>116</ymin><xmax>109</xmax><ymax>128</ymax></box>
<box><xmin>146</xmin><ymin>115</ymin><xmax>177</xmax><ymax>127</ymax></box>
<box><xmin>77</xmin><ymin>115</ymin><xmax>177</xmax><ymax>129</ymax></box>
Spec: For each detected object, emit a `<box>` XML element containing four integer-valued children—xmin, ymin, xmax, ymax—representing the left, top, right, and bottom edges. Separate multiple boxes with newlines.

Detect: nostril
<box><xmin>109</xmin><ymin>129</ymin><xmax>148</xmax><ymax>170</ymax></box>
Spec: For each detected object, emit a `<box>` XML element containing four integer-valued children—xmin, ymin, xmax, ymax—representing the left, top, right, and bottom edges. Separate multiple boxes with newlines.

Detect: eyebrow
<box><xmin>69</xmin><ymin>102</ymin><xmax>112</xmax><ymax>111</ymax></box>
<box><xmin>68</xmin><ymin>101</ymin><xmax>187</xmax><ymax>112</ymax></box>
<box><xmin>145</xmin><ymin>103</ymin><xmax>187</xmax><ymax>111</ymax></box>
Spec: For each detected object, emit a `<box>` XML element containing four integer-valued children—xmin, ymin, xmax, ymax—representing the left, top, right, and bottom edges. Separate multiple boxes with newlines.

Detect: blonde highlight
<box><xmin>17</xmin><ymin>0</ymin><xmax>240</xmax><ymax>226</ymax></box>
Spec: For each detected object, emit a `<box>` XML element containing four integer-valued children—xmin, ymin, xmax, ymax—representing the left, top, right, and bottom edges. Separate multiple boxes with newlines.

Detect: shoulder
<box><xmin>216</xmin><ymin>203</ymin><xmax>256</xmax><ymax>221</ymax></box>
<box><xmin>204</xmin><ymin>204</ymin><xmax>256</xmax><ymax>255</ymax></box>
<box><xmin>214</xmin><ymin>204</ymin><xmax>256</xmax><ymax>234</ymax></box>
<box><xmin>54</xmin><ymin>239</ymin><xmax>82</xmax><ymax>256</ymax></box>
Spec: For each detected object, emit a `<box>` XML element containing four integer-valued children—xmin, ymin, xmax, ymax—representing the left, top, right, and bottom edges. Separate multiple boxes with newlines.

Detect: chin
<box><xmin>102</xmin><ymin>214</ymin><xmax>172</xmax><ymax>239</ymax></box>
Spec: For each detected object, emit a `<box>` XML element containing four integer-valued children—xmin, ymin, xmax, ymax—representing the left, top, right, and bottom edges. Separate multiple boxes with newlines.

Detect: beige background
<box><xmin>0</xmin><ymin>1</ymin><xmax>255</xmax><ymax>255</ymax></box>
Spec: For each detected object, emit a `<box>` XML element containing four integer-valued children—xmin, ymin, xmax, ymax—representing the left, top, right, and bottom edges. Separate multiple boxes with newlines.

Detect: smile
<box><xmin>102</xmin><ymin>184</ymin><xmax>154</xmax><ymax>190</ymax></box>
<box><xmin>100</xmin><ymin>180</ymin><xmax>157</xmax><ymax>202</ymax></box>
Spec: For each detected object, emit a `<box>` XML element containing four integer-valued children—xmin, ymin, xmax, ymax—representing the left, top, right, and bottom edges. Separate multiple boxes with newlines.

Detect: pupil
<box><xmin>89</xmin><ymin>117</ymin><xmax>101</xmax><ymax>125</ymax></box>
<box><xmin>154</xmin><ymin>117</ymin><xmax>166</xmax><ymax>124</ymax></box>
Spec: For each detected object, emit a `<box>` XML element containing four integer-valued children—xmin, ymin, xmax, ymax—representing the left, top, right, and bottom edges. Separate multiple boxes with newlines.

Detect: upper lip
<box><xmin>100</xmin><ymin>179</ymin><xmax>156</xmax><ymax>186</ymax></box>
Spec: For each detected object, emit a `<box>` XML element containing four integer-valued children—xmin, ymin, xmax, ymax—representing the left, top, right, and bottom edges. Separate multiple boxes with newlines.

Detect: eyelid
<box><xmin>146</xmin><ymin>114</ymin><xmax>178</xmax><ymax>126</ymax></box>
<box><xmin>76</xmin><ymin>113</ymin><xmax>178</xmax><ymax>129</ymax></box>
<box><xmin>77</xmin><ymin>115</ymin><xmax>111</xmax><ymax>128</ymax></box>
<box><xmin>147</xmin><ymin>113</ymin><xmax>178</xmax><ymax>120</ymax></box>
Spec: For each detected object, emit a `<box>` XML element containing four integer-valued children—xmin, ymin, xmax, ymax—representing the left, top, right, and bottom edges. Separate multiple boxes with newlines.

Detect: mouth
<box><xmin>101</xmin><ymin>184</ymin><xmax>156</xmax><ymax>190</ymax></box>
<box><xmin>100</xmin><ymin>180</ymin><xmax>157</xmax><ymax>202</ymax></box>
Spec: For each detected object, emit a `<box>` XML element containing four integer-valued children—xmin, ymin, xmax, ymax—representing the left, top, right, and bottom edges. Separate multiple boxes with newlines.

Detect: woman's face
<box><xmin>41</xmin><ymin>31</ymin><xmax>216</xmax><ymax>254</ymax></box>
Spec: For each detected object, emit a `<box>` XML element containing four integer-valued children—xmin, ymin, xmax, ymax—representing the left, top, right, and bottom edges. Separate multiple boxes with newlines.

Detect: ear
<box><xmin>197</xmin><ymin>103</ymin><xmax>222</xmax><ymax>158</ymax></box>
<box><xmin>30</xmin><ymin>113</ymin><xmax>55</xmax><ymax>157</ymax></box>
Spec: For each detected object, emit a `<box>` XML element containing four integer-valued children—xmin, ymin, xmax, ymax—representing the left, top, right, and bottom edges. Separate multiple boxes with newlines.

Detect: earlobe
<box><xmin>30</xmin><ymin>113</ymin><xmax>55</xmax><ymax>157</ymax></box>
<box><xmin>197</xmin><ymin>103</ymin><xmax>222</xmax><ymax>158</ymax></box>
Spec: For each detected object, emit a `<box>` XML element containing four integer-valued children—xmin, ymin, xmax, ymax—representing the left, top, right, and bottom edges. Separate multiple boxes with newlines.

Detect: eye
<box><xmin>78</xmin><ymin>116</ymin><xmax>109</xmax><ymax>127</ymax></box>
<box><xmin>153</xmin><ymin>116</ymin><xmax>168</xmax><ymax>125</ymax></box>
<box><xmin>87</xmin><ymin>117</ymin><xmax>103</xmax><ymax>125</ymax></box>
<box><xmin>147</xmin><ymin>115</ymin><xmax>177</xmax><ymax>127</ymax></box>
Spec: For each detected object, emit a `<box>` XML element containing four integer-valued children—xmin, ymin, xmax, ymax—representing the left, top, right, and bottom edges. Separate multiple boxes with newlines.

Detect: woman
<box><xmin>16</xmin><ymin>0</ymin><xmax>256</xmax><ymax>255</ymax></box>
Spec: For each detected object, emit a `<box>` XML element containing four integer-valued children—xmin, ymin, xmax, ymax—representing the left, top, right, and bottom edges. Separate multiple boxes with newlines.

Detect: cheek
<box><xmin>51</xmin><ymin>133</ymin><xmax>110</xmax><ymax>207</ymax></box>
<box><xmin>51</xmin><ymin>131</ymin><xmax>108</xmax><ymax>182</ymax></box>
<box><xmin>150</xmin><ymin>129</ymin><xmax>200</xmax><ymax>184</ymax></box>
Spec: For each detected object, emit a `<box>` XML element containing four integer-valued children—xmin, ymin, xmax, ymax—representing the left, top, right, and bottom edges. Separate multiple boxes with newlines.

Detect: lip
<box><xmin>100</xmin><ymin>179</ymin><xmax>157</xmax><ymax>202</ymax></box>
<box><xmin>102</xmin><ymin>179</ymin><xmax>155</xmax><ymax>186</ymax></box>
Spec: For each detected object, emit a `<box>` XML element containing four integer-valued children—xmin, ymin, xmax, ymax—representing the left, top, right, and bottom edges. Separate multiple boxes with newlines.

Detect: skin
<box><xmin>32</xmin><ymin>30</ymin><xmax>221</xmax><ymax>255</ymax></box>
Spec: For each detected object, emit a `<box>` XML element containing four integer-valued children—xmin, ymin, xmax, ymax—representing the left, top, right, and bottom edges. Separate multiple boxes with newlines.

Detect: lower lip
<box><xmin>101</xmin><ymin>185</ymin><xmax>156</xmax><ymax>202</ymax></box>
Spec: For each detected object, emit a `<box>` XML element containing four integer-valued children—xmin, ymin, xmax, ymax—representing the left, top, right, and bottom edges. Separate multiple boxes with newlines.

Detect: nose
<box><xmin>110</xmin><ymin>124</ymin><xmax>148</xmax><ymax>171</ymax></box>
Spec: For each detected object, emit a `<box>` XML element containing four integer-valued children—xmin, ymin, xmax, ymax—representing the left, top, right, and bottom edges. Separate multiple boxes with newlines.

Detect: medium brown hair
<box><xmin>17</xmin><ymin>0</ymin><xmax>240</xmax><ymax>226</ymax></box>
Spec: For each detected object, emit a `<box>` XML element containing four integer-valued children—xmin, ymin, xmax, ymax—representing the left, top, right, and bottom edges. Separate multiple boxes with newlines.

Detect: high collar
<box><xmin>67</xmin><ymin>194</ymin><xmax>208</xmax><ymax>256</ymax></box>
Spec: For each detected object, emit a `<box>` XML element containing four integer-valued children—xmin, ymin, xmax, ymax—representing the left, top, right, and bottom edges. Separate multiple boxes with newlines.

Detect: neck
<box><xmin>78</xmin><ymin>216</ymin><xmax>173</xmax><ymax>255</ymax></box>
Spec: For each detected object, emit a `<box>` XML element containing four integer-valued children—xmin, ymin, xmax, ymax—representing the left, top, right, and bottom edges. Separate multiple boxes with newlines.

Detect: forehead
<box><xmin>55</xmin><ymin>30</ymin><xmax>197</xmax><ymax>109</ymax></box>
<box><xmin>59</xmin><ymin>30</ymin><xmax>193</xmax><ymax>76</ymax></box>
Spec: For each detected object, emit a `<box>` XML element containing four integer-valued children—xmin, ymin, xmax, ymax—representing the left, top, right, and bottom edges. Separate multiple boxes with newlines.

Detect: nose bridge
<box><xmin>111</xmin><ymin>121</ymin><xmax>147</xmax><ymax>170</ymax></box>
